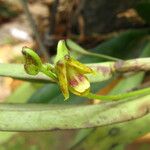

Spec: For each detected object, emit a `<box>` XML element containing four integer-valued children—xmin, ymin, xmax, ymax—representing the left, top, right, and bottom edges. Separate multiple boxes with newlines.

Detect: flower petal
<box><xmin>65</xmin><ymin>56</ymin><xmax>93</xmax><ymax>74</ymax></box>
<box><xmin>55</xmin><ymin>60</ymin><xmax>69</xmax><ymax>100</ymax></box>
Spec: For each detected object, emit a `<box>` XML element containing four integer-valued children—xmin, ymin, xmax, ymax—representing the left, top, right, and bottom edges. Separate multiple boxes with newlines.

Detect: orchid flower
<box><xmin>54</xmin><ymin>40</ymin><xmax>93</xmax><ymax>100</ymax></box>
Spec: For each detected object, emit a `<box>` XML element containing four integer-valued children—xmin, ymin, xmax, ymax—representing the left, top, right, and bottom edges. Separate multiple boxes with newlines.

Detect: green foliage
<box><xmin>70</xmin><ymin>29</ymin><xmax>150</xmax><ymax>149</ymax></box>
<box><xmin>135</xmin><ymin>0</ymin><xmax>150</xmax><ymax>23</ymax></box>
<box><xmin>0</xmin><ymin>27</ymin><xmax>150</xmax><ymax>149</ymax></box>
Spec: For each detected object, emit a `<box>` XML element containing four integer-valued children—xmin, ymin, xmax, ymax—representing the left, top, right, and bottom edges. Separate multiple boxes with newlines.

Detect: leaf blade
<box><xmin>0</xmin><ymin>94</ymin><xmax>149</xmax><ymax>131</ymax></box>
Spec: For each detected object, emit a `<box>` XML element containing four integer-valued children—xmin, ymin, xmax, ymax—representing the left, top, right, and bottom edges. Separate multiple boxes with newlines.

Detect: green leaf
<box><xmin>135</xmin><ymin>1</ymin><xmax>150</xmax><ymax>23</ymax></box>
<box><xmin>66</xmin><ymin>39</ymin><xmax>120</xmax><ymax>61</ymax></box>
<box><xmin>6</xmin><ymin>82</ymin><xmax>43</xmax><ymax>103</ymax></box>
<box><xmin>0</xmin><ymin>83</ymin><xmax>43</xmax><ymax>144</ymax></box>
<box><xmin>0</xmin><ymin>64</ymin><xmax>54</xmax><ymax>83</ymax></box>
<box><xmin>79</xmin><ymin>29</ymin><xmax>150</xmax><ymax>63</ymax></box>
<box><xmin>28</xmin><ymin>84</ymin><xmax>60</xmax><ymax>103</ymax></box>
<box><xmin>0</xmin><ymin>63</ymin><xmax>114</xmax><ymax>83</ymax></box>
<box><xmin>1</xmin><ymin>57</ymin><xmax>150</xmax><ymax>84</ymax></box>
<box><xmin>70</xmin><ymin>37</ymin><xmax>150</xmax><ymax>150</ymax></box>
<box><xmin>1</xmin><ymin>63</ymin><xmax>110</xmax><ymax>83</ymax></box>
<box><xmin>0</xmin><ymin>132</ymin><xmax>16</xmax><ymax>145</ymax></box>
<box><xmin>0</xmin><ymin>94</ymin><xmax>149</xmax><ymax>131</ymax></box>
<box><xmin>77</xmin><ymin>113</ymin><xmax>150</xmax><ymax>150</ymax></box>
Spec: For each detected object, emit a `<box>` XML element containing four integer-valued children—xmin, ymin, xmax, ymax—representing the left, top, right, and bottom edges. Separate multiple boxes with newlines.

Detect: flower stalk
<box><xmin>22</xmin><ymin>40</ymin><xmax>150</xmax><ymax>101</ymax></box>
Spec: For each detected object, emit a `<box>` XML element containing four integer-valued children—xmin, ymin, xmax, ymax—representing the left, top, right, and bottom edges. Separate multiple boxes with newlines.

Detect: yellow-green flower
<box><xmin>22</xmin><ymin>40</ymin><xmax>93</xmax><ymax>100</ymax></box>
<box><xmin>55</xmin><ymin>40</ymin><xmax>93</xmax><ymax>100</ymax></box>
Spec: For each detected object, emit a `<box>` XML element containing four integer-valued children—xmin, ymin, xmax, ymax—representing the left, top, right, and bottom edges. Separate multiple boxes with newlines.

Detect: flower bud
<box><xmin>22</xmin><ymin>47</ymin><xmax>42</xmax><ymax>75</ymax></box>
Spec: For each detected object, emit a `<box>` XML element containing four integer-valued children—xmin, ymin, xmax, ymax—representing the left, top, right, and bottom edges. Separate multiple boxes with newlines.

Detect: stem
<box><xmin>48</xmin><ymin>0</ymin><xmax>59</xmax><ymax>35</ymax></box>
<box><xmin>20</xmin><ymin>0</ymin><xmax>50</xmax><ymax>60</ymax></box>
<box><xmin>40</xmin><ymin>65</ymin><xmax>57</xmax><ymax>81</ymax></box>
<box><xmin>86</xmin><ymin>87</ymin><xmax>150</xmax><ymax>100</ymax></box>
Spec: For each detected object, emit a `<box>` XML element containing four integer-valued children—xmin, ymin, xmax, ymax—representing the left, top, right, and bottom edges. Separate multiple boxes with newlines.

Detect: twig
<box><xmin>48</xmin><ymin>0</ymin><xmax>59</xmax><ymax>35</ymax></box>
<box><xmin>20</xmin><ymin>0</ymin><xmax>50</xmax><ymax>60</ymax></box>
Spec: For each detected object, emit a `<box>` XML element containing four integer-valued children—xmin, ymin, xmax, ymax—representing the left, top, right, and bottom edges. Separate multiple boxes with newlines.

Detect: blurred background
<box><xmin>0</xmin><ymin>0</ymin><xmax>150</xmax><ymax>150</ymax></box>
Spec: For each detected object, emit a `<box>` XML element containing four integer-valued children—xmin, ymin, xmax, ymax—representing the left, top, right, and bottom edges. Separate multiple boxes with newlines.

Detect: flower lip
<box><xmin>66</xmin><ymin>64</ymin><xmax>90</xmax><ymax>96</ymax></box>
<box><xmin>69</xmin><ymin>78</ymin><xmax>78</xmax><ymax>87</ymax></box>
